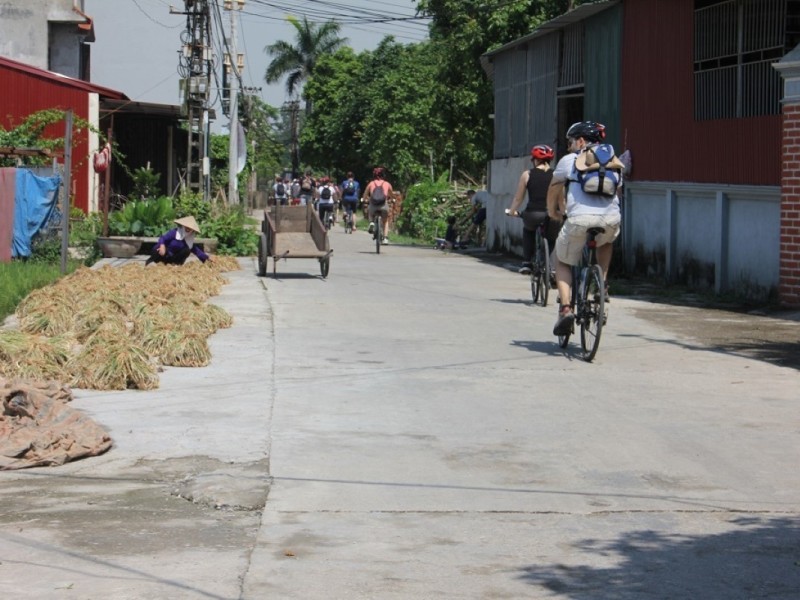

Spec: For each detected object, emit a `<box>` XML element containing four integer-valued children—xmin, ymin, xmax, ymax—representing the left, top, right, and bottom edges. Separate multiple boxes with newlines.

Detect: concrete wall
<box><xmin>487</xmin><ymin>156</ymin><xmax>780</xmax><ymax>300</ymax></box>
<box><xmin>0</xmin><ymin>0</ymin><xmax>85</xmax><ymax>73</ymax></box>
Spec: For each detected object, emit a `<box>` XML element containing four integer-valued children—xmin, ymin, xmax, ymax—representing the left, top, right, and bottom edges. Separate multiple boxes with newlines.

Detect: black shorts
<box><xmin>472</xmin><ymin>207</ymin><xmax>486</xmax><ymax>225</ymax></box>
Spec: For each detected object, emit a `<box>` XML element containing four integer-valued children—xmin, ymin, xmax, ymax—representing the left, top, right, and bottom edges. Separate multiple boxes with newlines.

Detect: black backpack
<box><xmin>320</xmin><ymin>186</ymin><xmax>332</xmax><ymax>201</ymax></box>
<box><xmin>343</xmin><ymin>180</ymin><xmax>356</xmax><ymax>197</ymax></box>
<box><xmin>276</xmin><ymin>182</ymin><xmax>285</xmax><ymax>197</ymax></box>
<box><xmin>370</xmin><ymin>182</ymin><xmax>387</xmax><ymax>205</ymax></box>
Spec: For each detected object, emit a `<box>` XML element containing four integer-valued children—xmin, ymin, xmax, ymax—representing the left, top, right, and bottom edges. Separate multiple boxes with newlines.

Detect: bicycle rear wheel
<box><xmin>375</xmin><ymin>215</ymin><xmax>382</xmax><ymax>254</ymax></box>
<box><xmin>580</xmin><ymin>264</ymin><xmax>605</xmax><ymax>362</ymax></box>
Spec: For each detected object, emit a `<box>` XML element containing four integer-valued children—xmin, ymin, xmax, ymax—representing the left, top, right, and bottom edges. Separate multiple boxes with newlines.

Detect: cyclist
<box><xmin>507</xmin><ymin>145</ymin><xmax>557</xmax><ymax>275</ymax></box>
<box><xmin>340</xmin><ymin>171</ymin><xmax>361</xmax><ymax>231</ymax></box>
<box><xmin>299</xmin><ymin>169</ymin><xmax>315</xmax><ymax>206</ymax></box>
<box><xmin>363</xmin><ymin>167</ymin><xmax>393</xmax><ymax>244</ymax></box>
<box><xmin>317</xmin><ymin>176</ymin><xmax>337</xmax><ymax>227</ymax></box>
<box><xmin>549</xmin><ymin>121</ymin><xmax>621</xmax><ymax>336</ymax></box>
<box><xmin>273</xmin><ymin>175</ymin><xmax>288</xmax><ymax>206</ymax></box>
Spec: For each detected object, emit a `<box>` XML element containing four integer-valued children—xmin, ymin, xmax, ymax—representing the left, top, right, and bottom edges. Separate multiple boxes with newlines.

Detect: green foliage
<box><xmin>69</xmin><ymin>212</ymin><xmax>103</xmax><ymax>265</ymax></box>
<box><xmin>396</xmin><ymin>172</ymin><xmax>470</xmax><ymax>242</ymax></box>
<box><xmin>301</xmin><ymin>41</ymin><xmax>449</xmax><ymax>190</ymax></box>
<box><xmin>173</xmin><ymin>190</ymin><xmax>212</xmax><ymax>223</ymax></box>
<box><xmin>200</xmin><ymin>204</ymin><xmax>258</xmax><ymax>256</ymax></box>
<box><xmin>108</xmin><ymin>197</ymin><xmax>176</xmax><ymax>237</ymax></box>
<box><xmin>131</xmin><ymin>166</ymin><xmax>161</xmax><ymax>200</ymax></box>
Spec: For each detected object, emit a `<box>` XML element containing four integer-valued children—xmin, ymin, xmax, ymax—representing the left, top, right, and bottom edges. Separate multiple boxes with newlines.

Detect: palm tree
<box><xmin>264</xmin><ymin>16</ymin><xmax>347</xmax><ymax>116</ymax></box>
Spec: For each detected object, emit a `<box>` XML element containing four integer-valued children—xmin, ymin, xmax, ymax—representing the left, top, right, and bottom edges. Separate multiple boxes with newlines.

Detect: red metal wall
<box><xmin>620</xmin><ymin>0</ymin><xmax>781</xmax><ymax>186</ymax></box>
<box><xmin>0</xmin><ymin>64</ymin><xmax>92</xmax><ymax>211</ymax></box>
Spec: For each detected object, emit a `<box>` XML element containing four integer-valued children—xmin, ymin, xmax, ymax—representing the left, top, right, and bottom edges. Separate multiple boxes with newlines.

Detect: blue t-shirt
<box><xmin>341</xmin><ymin>179</ymin><xmax>360</xmax><ymax>200</ymax></box>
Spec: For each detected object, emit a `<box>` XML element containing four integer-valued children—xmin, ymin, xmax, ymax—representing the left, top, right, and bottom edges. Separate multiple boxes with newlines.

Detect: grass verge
<box><xmin>0</xmin><ymin>261</ymin><xmax>79</xmax><ymax>323</ymax></box>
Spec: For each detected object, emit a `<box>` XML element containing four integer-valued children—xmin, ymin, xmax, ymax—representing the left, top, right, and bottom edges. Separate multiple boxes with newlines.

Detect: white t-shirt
<box><xmin>551</xmin><ymin>152</ymin><xmax>621</xmax><ymax>218</ymax></box>
<box><xmin>317</xmin><ymin>185</ymin><xmax>335</xmax><ymax>205</ymax></box>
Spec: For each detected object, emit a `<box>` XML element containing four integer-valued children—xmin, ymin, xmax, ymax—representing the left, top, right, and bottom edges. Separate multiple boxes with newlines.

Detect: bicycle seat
<box><xmin>587</xmin><ymin>227</ymin><xmax>606</xmax><ymax>235</ymax></box>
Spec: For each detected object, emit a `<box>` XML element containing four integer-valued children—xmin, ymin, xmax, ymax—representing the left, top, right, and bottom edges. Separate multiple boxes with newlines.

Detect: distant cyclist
<box><xmin>507</xmin><ymin>145</ymin><xmax>557</xmax><ymax>275</ymax></box>
<box><xmin>340</xmin><ymin>171</ymin><xmax>361</xmax><ymax>231</ymax></box>
<box><xmin>363</xmin><ymin>167</ymin><xmax>393</xmax><ymax>244</ymax></box>
<box><xmin>299</xmin><ymin>169</ymin><xmax>315</xmax><ymax>206</ymax></box>
<box><xmin>273</xmin><ymin>175</ymin><xmax>288</xmax><ymax>206</ymax></box>
<box><xmin>549</xmin><ymin>121</ymin><xmax>622</xmax><ymax>336</ymax></box>
<box><xmin>317</xmin><ymin>176</ymin><xmax>336</xmax><ymax>227</ymax></box>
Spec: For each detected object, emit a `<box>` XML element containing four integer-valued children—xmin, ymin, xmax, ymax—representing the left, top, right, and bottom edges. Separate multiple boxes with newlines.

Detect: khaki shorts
<box><xmin>556</xmin><ymin>214</ymin><xmax>621</xmax><ymax>266</ymax></box>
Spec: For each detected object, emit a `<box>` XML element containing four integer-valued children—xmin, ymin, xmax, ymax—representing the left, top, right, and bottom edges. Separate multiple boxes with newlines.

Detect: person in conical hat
<box><xmin>145</xmin><ymin>215</ymin><xmax>212</xmax><ymax>265</ymax></box>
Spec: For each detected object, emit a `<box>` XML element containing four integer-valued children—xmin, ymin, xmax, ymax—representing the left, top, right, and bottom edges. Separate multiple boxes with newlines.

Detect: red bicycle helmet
<box><xmin>566</xmin><ymin>121</ymin><xmax>606</xmax><ymax>143</ymax></box>
<box><xmin>531</xmin><ymin>145</ymin><xmax>555</xmax><ymax>161</ymax></box>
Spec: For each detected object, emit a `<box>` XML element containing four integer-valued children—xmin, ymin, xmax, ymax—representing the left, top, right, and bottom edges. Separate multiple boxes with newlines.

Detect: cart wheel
<box><xmin>257</xmin><ymin>232</ymin><xmax>268</xmax><ymax>276</ymax></box>
<box><xmin>320</xmin><ymin>256</ymin><xmax>330</xmax><ymax>278</ymax></box>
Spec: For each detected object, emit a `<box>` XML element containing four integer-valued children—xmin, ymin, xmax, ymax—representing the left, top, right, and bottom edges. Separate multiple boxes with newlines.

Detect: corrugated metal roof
<box><xmin>481</xmin><ymin>0</ymin><xmax>620</xmax><ymax>79</ymax></box>
<box><xmin>0</xmin><ymin>55</ymin><xmax>126</xmax><ymax>100</ymax></box>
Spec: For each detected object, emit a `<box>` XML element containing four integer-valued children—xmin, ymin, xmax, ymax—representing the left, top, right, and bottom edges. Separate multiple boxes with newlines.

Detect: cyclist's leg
<box><xmin>381</xmin><ymin>206</ymin><xmax>389</xmax><ymax>240</ymax></box>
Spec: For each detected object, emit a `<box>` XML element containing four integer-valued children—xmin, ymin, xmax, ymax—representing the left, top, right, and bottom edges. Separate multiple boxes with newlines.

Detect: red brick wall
<box><xmin>781</xmin><ymin>105</ymin><xmax>800</xmax><ymax>307</ymax></box>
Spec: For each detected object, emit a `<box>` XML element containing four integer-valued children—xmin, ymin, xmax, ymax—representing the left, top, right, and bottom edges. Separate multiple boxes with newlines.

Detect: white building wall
<box><xmin>0</xmin><ymin>0</ymin><xmax>85</xmax><ymax>73</ymax></box>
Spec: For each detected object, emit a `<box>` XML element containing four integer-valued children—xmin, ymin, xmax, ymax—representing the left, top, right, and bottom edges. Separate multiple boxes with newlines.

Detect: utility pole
<box><xmin>174</xmin><ymin>1</ymin><xmax>212</xmax><ymax>199</ymax></box>
<box><xmin>225</xmin><ymin>0</ymin><xmax>244</xmax><ymax>205</ymax></box>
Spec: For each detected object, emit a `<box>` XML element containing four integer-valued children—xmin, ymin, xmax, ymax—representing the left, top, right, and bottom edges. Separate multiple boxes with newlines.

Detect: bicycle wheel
<box><xmin>375</xmin><ymin>215</ymin><xmax>382</xmax><ymax>254</ymax></box>
<box><xmin>538</xmin><ymin>237</ymin><xmax>550</xmax><ymax>307</ymax></box>
<box><xmin>580</xmin><ymin>264</ymin><xmax>605</xmax><ymax>362</ymax></box>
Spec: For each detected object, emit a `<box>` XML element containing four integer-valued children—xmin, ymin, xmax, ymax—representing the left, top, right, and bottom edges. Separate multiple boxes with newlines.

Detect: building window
<box><xmin>694</xmin><ymin>0</ymin><xmax>799</xmax><ymax>120</ymax></box>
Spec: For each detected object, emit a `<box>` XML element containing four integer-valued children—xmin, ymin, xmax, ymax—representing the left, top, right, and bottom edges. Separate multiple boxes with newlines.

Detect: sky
<box><xmin>85</xmin><ymin>0</ymin><xmax>430</xmax><ymax>129</ymax></box>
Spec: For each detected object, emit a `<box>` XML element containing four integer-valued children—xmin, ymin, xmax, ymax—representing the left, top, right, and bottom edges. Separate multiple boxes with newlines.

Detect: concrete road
<box><xmin>1</xmin><ymin>225</ymin><xmax>799</xmax><ymax>599</ymax></box>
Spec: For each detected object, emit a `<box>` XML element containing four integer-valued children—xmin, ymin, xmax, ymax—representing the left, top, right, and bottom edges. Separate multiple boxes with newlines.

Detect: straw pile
<box><xmin>1</xmin><ymin>259</ymin><xmax>239</xmax><ymax>391</ymax></box>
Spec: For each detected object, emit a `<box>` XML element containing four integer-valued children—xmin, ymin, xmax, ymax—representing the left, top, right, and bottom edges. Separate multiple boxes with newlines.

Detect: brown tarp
<box><xmin>0</xmin><ymin>377</ymin><xmax>112</xmax><ymax>469</ymax></box>
<box><xmin>0</xmin><ymin>168</ymin><xmax>14</xmax><ymax>263</ymax></box>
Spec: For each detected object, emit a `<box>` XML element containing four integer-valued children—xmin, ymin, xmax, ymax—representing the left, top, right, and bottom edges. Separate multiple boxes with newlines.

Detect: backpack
<box><xmin>291</xmin><ymin>181</ymin><xmax>301</xmax><ymax>197</ymax></box>
<box><xmin>370</xmin><ymin>181</ymin><xmax>387</xmax><ymax>205</ymax></box>
<box><xmin>301</xmin><ymin>177</ymin><xmax>313</xmax><ymax>192</ymax></box>
<box><xmin>573</xmin><ymin>143</ymin><xmax>624</xmax><ymax>197</ymax></box>
<box><xmin>343</xmin><ymin>180</ymin><xmax>356</xmax><ymax>197</ymax></box>
<box><xmin>276</xmin><ymin>182</ymin><xmax>286</xmax><ymax>197</ymax></box>
<box><xmin>320</xmin><ymin>186</ymin><xmax>332</xmax><ymax>201</ymax></box>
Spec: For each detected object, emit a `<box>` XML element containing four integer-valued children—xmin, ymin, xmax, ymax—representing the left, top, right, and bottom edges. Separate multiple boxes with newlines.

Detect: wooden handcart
<box><xmin>258</xmin><ymin>204</ymin><xmax>332</xmax><ymax>278</ymax></box>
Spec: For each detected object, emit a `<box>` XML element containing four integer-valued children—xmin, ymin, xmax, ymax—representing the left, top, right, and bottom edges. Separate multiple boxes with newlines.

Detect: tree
<box><xmin>301</xmin><ymin>40</ymin><xmax>450</xmax><ymax>190</ymax></box>
<box><xmin>263</xmin><ymin>16</ymin><xmax>348</xmax><ymax>116</ymax></box>
<box><xmin>413</xmin><ymin>0</ymin><xmax>596</xmax><ymax>176</ymax></box>
<box><xmin>239</xmin><ymin>94</ymin><xmax>286</xmax><ymax>182</ymax></box>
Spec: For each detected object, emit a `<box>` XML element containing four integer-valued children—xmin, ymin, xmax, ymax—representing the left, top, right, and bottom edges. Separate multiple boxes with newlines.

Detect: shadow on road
<box><xmin>516</xmin><ymin>515</ymin><xmax>800</xmax><ymax>599</ymax></box>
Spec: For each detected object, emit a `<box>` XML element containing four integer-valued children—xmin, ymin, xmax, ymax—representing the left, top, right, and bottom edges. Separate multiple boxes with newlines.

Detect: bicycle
<box><xmin>372</xmin><ymin>214</ymin><xmax>383</xmax><ymax>254</ymax></box>
<box><xmin>556</xmin><ymin>227</ymin><xmax>606</xmax><ymax>362</ymax></box>
<box><xmin>343</xmin><ymin>209</ymin><xmax>353</xmax><ymax>234</ymax></box>
<box><xmin>505</xmin><ymin>210</ymin><xmax>551</xmax><ymax>307</ymax></box>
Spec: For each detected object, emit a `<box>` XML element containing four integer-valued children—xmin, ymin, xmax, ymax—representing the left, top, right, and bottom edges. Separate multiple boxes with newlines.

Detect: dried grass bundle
<box><xmin>16</xmin><ymin>287</ymin><xmax>74</xmax><ymax>336</ymax></box>
<box><xmin>0</xmin><ymin>330</ymin><xmax>72</xmax><ymax>381</ymax></box>
<box><xmin>69</xmin><ymin>329</ymin><xmax>158</xmax><ymax>391</ymax></box>
<box><xmin>8</xmin><ymin>253</ymin><xmax>234</xmax><ymax>391</ymax></box>
<box><xmin>159</xmin><ymin>333</ymin><xmax>211</xmax><ymax>367</ymax></box>
<box><xmin>210</xmin><ymin>256</ymin><xmax>240</xmax><ymax>272</ymax></box>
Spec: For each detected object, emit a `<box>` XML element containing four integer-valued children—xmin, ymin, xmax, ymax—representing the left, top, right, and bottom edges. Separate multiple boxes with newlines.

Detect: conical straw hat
<box><xmin>174</xmin><ymin>216</ymin><xmax>200</xmax><ymax>233</ymax></box>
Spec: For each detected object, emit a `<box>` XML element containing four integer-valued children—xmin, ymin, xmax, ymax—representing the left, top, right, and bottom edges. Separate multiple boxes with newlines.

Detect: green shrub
<box><xmin>131</xmin><ymin>166</ymin><xmax>161</xmax><ymax>200</ymax></box>
<box><xmin>173</xmin><ymin>190</ymin><xmax>212</xmax><ymax>223</ymax></box>
<box><xmin>396</xmin><ymin>173</ymin><xmax>470</xmax><ymax>242</ymax></box>
<box><xmin>69</xmin><ymin>212</ymin><xmax>103</xmax><ymax>265</ymax></box>
<box><xmin>108</xmin><ymin>196</ymin><xmax>176</xmax><ymax>237</ymax></box>
<box><xmin>201</xmin><ymin>204</ymin><xmax>258</xmax><ymax>256</ymax></box>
